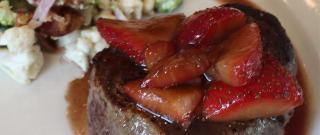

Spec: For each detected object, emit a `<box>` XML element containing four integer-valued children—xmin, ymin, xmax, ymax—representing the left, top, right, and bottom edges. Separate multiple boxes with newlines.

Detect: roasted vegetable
<box><xmin>155</xmin><ymin>0</ymin><xmax>182</xmax><ymax>13</ymax></box>
<box><xmin>0</xmin><ymin>1</ymin><xmax>16</xmax><ymax>26</ymax></box>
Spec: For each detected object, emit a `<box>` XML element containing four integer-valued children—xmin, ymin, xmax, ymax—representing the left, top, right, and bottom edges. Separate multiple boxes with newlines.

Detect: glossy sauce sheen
<box><xmin>66</xmin><ymin>73</ymin><xmax>90</xmax><ymax>135</ymax></box>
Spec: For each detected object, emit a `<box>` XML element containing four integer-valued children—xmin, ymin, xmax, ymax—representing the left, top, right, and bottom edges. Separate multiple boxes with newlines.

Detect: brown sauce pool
<box><xmin>66</xmin><ymin>73</ymin><xmax>90</xmax><ymax>135</ymax></box>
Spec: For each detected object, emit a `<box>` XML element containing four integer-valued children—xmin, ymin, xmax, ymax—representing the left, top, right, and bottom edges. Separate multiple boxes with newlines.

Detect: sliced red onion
<box><xmin>29</xmin><ymin>0</ymin><xmax>55</xmax><ymax>28</ymax></box>
<box><xmin>112</xmin><ymin>6</ymin><xmax>128</xmax><ymax>21</ymax></box>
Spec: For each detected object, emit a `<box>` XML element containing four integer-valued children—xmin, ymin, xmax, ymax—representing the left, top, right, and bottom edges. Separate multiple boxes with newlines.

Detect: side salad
<box><xmin>0</xmin><ymin>0</ymin><xmax>183</xmax><ymax>84</ymax></box>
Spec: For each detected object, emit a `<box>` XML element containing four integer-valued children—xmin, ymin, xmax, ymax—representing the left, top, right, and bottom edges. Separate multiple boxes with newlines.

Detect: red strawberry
<box><xmin>203</xmin><ymin>55</ymin><xmax>303</xmax><ymax>121</ymax></box>
<box><xmin>176</xmin><ymin>7</ymin><xmax>247</xmax><ymax>48</ymax></box>
<box><xmin>142</xmin><ymin>48</ymin><xmax>210</xmax><ymax>88</ymax></box>
<box><xmin>144</xmin><ymin>41</ymin><xmax>176</xmax><ymax>69</ymax></box>
<box><xmin>96</xmin><ymin>14</ymin><xmax>185</xmax><ymax>63</ymax></box>
<box><xmin>207</xmin><ymin>22</ymin><xmax>263</xmax><ymax>87</ymax></box>
<box><xmin>124</xmin><ymin>79</ymin><xmax>203</xmax><ymax>126</ymax></box>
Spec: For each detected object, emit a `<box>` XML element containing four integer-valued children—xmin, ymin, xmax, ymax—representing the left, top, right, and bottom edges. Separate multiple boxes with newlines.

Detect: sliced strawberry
<box><xmin>96</xmin><ymin>14</ymin><xmax>185</xmax><ymax>63</ymax></box>
<box><xmin>203</xmin><ymin>55</ymin><xmax>303</xmax><ymax>121</ymax></box>
<box><xmin>176</xmin><ymin>7</ymin><xmax>247</xmax><ymax>48</ymax></box>
<box><xmin>207</xmin><ymin>22</ymin><xmax>263</xmax><ymax>87</ymax></box>
<box><xmin>142</xmin><ymin>48</ymin><xmax>210</xmax><ymax>88</ymax></box>
<box><xmin>144</xmin><ymin>41</ymin><xmax>176</xmax><ymax>69</ymax></box>
<box><xmin>124</xmin><ymin>79</ymin><xmax>203</xmax><ymax>126</ymax></box>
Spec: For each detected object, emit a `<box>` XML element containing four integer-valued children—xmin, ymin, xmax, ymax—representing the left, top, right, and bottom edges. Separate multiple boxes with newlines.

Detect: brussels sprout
<box><xmin>0</xmin><ymin>1</ymin><xmax>16</xmax><ymax>26</ymax></box>
<box><xmin>155</xmin><ymin>0</ymin><xmax>182</xmax><ymax>13</ymax></box>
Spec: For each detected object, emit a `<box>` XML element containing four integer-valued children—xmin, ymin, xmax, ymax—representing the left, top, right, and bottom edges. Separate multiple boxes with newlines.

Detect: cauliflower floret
<box><xmin>0</xmin><ymin>45</ymin><xmax>44</xmax><ymax>84</ymax></box>
<box><xmin>81</xmin><ymin>27</ymin><xmax>101</xmax><ymax>43</ymax></box>
<box><xmin>59</xmin><ymin>26</ymin><xmax>109</xmax><ymax>71</ymax></box>
<box><xmin>57</xmin><ymin>30</ymin><xmax>80</xmax><ymax>47</ymax></box>
<box><xmin>64</xmin><ymin>42</ymin><xmax>90</xmax><ymax>71</ymax></box>
<box><xmin>0</xmin><ymin>25</ymin><xmax>36</xmax><ymax>52</ymax></box>
<box><xmin>77</xmin><ymin>38</ymin><xmax>93</xmax><ymax>54</ymax></box>
<box><xmin>95</xmin><ymin>10</ymin><xmax>116</xmax><ymax>20</ymax></box>
<box><xmin>92</xmin><ymin>39</ymin><xmax>108</xmax><ymax>58</ymax></box>
<box><xmin>111</xmin><ymin>4</ymin><xmax>128</xmax><ymax>21</ymax></box>
<box><xmin>0</xmin><ymin>25</ymin><xmax>44</xmax><ymax>84</ymax></box>
<box><xmin>118</xmin><ymin>0</ymin><xmax>143</xmax><ymax>19</ymax></box>
<box><xmin>143</xmin><ymin>0</ymin><xmax>155</xmax><ymax>14</ymax></box>
<box><xmin>0</xmin><ymin>0</ymin><xmax>16</xmax><ymax>26</ymax></box>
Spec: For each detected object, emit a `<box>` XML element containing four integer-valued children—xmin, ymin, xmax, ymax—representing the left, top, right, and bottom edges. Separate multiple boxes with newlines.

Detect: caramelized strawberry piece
<box><xmin>142</xmin><ymin>48</ymin><xmax>210</xmax><ymax>88</ymax></box>
<box><xmin>124</xmin><ymin>79</ymin><xmax>203</xmax><ymax>126</ymax></box>
<box><xmin>144</xmin><ymin>41</ymin><xmax>176</xmax><ymax>69</ymax></box>
<box><xmin>96</xmin><ymin>14</ymin><xmax>185</xmax><ymax>63</ymax></box>
<box><xmin>203</xmin><ymin>55</ymin><xmax>303</xmax><ymax>121</ymax></box>
<box><xmin>176</xmin><ymin>7</ymin><xmax>247</xmax><ymax>48</ymax></box>
<box><xmin>207</xmin><ymin>23</ymin><xmax>263</xmax><ymax>86</ymax></box>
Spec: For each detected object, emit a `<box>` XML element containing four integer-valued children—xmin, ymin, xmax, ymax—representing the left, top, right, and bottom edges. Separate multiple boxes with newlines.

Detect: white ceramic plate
<box><xmin>1</xmin><ymin>0</ymin><xmax>319</xmax><ymax>134</ymax></box>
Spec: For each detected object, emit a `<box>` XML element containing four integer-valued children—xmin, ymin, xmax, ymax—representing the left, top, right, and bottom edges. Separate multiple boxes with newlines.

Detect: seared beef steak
<box><xmin>88</xmin><ymin>48</ymin><xmax>293</xmax><ymax>135</ymax></box>
<box><xmin>88</xmin><ymin>4</ymin><xmax>297</xmax><ymax>135</ymax></box>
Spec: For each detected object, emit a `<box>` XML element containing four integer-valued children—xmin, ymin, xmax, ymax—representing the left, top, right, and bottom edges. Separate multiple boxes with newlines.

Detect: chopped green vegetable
<box><xmin>156</xmin><ymin>0</ymin><xmax>183</xmax><ymax>13</ymax></box>
<box><xmin>0</xmin><ymin>0</ymin><xmax>16</xmax><ymax>26</ymax></box>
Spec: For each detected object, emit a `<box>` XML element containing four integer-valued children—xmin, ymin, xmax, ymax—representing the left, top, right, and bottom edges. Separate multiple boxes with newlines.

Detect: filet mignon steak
<box><xmin>88</xmin><ymin>4</ymin><xmax>297</xmax><ymax>135</ymax></box>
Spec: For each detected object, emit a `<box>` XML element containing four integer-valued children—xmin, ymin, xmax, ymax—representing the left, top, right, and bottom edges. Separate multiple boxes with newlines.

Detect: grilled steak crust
<box><xmin>88</xmin><ymin>4</ymin><xmax>297</xmax><ymax>135</ymax></box>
